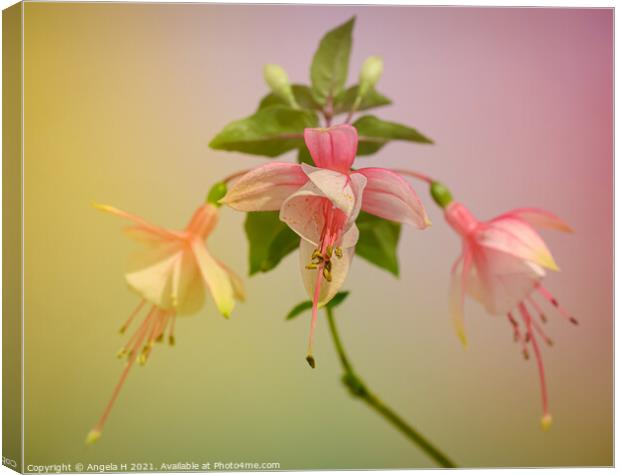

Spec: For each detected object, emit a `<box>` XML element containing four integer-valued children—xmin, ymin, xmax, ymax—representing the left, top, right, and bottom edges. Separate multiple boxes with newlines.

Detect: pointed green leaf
<box><xmin>258</xmin><ymin>85</ymin><xmax>321</xmax><ymax>111</ymax></box>
<box><xmin>264</xmin><ymin>225</ymin><xmax>300</xmax><ymax>272</ymax></box>
<box><xmin>326</xmin><ymin>291</ymin><xmax>350</xmax><ymax>309</ymax></box>
<box><xmin>355</xmin><ymin>212</ymin><xmax>401</xmax><ymax>276</ymax></box>
<box><xmin>310</xmin><ymin>17</ymin><xmax>355</xmax><ymax>104</ymax></box>
<box><xmin>285</xmin><ymin>301</ymin><xmax>313</xmax><ymax>320</ymax></box>
<box><xmin>209</xmin><ymin>106</ymin><xmax>318</xmax><ymax>157</ymax></box>
<box><xmin>297</xmin><ymin>146</ymin><xmax>314</xmax><ymax>165</ymax></box>
<box><xmin>333</xmin><ymin>86</ymin><xmax>392</xmax><ymax>115</ymax></box>
<box><xmin>353</xmin><ymin>115</ymin><xmax>434</xmax><ymax>156</ymax></box>
<box><xmin>244</xmin><ymin>212</ymin><xmax>300</xmax><ymax>275</ymax></box>
<box><xmin>285</xmin><ymin>291</ymin><xmax>350</xmax><ymax>320</ymax></box>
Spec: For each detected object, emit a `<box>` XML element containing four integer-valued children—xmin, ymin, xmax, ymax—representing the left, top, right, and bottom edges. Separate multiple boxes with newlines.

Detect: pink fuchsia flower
<box><xmin>445</xmin><ymin>201</ymin><xmax>576</xmax><ymax>430</ymax></box>
<box><xmin>87</xmin><ymin>203</ymin><xmax>244</xmax><ymax>443</ymax></box>
<box><xmin>221</xmin><ymin>124</ymin><xmax>429</xmax><ymax>366</ymax></box>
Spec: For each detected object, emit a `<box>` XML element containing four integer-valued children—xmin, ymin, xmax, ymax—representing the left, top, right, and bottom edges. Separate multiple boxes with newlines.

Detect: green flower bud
<box><xmin>206</xmin><ymin>182</ymin><xmax>227</xmax><ymax>207</ymax></box>
<box><xmin>263</xmin><ymin>64</ymin><xmax>298</xmax><ymax>108</ymax></box>
<box><xmin>358</xmin><ymin>56</ymin><xmax>384</xmax><ymax>98</ymax></box>
<box><xmin>430</xmin><ymin>181</ymin><xmax>453</xmax><ymax>209</ymax></box>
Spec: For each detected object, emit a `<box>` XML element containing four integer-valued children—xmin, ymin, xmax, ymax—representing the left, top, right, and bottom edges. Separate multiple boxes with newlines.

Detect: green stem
<box><xmin>344</xmin><ymin>95</ymin><xmax>361</xmax><ymax>124</ymax></box>
<box><xmin>325</xmin><ymin>306</ymin><xmax>456</xmax><ymax>468</ymax></box>
<box><xmin>326</xmin><ymin>306</ymin><xmax>354</xmax><ymax>373</ymax></box>
<box><xmin>324</xmin><ymin>94</ymin><xmax>334</xmax><ymax>127</ymax></box>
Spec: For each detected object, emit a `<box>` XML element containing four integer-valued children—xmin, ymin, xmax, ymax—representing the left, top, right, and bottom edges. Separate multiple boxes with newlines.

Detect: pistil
<box><xmin>305</xmin><ymin>201</ymin><xmax>348</xmax><ymax>368</ymax></box>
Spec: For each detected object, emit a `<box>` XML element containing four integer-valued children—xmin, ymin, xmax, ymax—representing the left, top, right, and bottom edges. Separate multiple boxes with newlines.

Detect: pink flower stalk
<box><xmin>445</xmin><ymin>202</ymin><xmax>576</xmax><ymax>430</ymax></box>
<box><xmin>87</xmin><ymin>203</ymin><xmax>244</xmax><ymax>443</ymax></box>
<box><xmin>221</xmin><ymin>124</ymin><xmax>430</xmax><ymax>366</ymax></box>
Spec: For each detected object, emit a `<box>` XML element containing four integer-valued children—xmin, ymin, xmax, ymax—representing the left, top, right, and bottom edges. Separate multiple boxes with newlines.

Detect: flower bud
<box><xmin>206</xmin><ymin>181</ymin><xmax>227</xmax><ymax>206</ymax></box>
<box><xmin>263</xmin><ymin>64</ymin><xmax>298</xmax><ymax>108</ymax></box>
<box><xmin>358</xmin><ymin>56</ymin><xmax>383</xmax><ymax>98</ymax></box>
<box><xmin>430</xmin><ymin>181</ymin><xmax>453</xmax><ymax>209</ymax></box>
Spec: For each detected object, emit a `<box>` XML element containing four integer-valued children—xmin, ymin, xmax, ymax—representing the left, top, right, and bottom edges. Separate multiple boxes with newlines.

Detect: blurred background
<box><xmin>23</xmin><ymin>4</ymin><xmax>612</xmax><ymax>468</ymax></box>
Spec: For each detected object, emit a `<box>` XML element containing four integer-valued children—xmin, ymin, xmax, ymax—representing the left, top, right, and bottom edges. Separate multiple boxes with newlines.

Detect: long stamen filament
<box><xmin>507</xmin><ymin>312</ymin><xmax>521</xmax><ymax>343</ymax></box>
<box><xmin>119</xmin><ymin>299</ymin><xmax>146</xmax><ymax>334</ymax></box>
<box><xmin>139</xmin><ymin>312</ymin><xmax>162</xmax><ymax>365</ymax></box>
<box><xmin>168</xmin><ymin>315</ymin><xmax>177</xmax><ymax>346</ymax></box>
<box><xmin>306</xmin><ymin>264</ymin><xmax>324</xmax><ymax>369</ymax></box>
<box><xmin>530</xmin><ymin>317</ymin><xmax>554</xmax><ymax>346</ymax></box>
<box><xmin>117</xmin><ymin>303</ymin><xmax>151</xmax><ymax>358</ymax></box>
<box><xmin>518</xmin><ymin>302</ymin><xmax>551</xmax><ymax>430</ymax></box>
<box><xmin>87</xmin><ymin>306</ymin><xmax>157</xmax><ymax>443</ymax></box>
<box><xmin>526</xmin><ymin>296</ymin><xmax>547</xmax><ymax>323</ymax></box>
<box><xmin>155</xmin><ymin>313</ymin><xmax>170</xmax><ymax>343</ymax></box>
<box><xmin>537</xmin><ymin>285</ymin><xmax>578</xmax><ymax>325</ymax></box>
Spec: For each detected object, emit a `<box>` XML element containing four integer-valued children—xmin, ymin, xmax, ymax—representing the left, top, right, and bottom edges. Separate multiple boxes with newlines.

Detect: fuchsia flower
<box><xmin>222</xmin><ymin>125</ymin><xmax>430</xmax><ymax>366</ymax></box>
<box><xmin>87</xmin><ymin>203</ymin><xmax>244</xmax><ymax>443</ymax></box>
<box><xmin>445</xmin><ymin>202</ymin><xmax>576</xmax><ymax>429</ymax></box>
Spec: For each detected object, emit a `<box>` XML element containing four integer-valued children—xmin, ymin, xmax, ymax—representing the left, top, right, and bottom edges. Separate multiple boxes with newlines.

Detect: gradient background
<box><xmin>22</xmin><ymin>3</ymin><xmax>612</xmax><ymax>469</ymax></box>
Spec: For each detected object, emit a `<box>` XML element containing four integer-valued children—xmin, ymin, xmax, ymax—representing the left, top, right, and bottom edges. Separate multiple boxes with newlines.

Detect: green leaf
<box><xmin>355</xmin><ymin>212</ymin><xmax>401</xmax><ymax>276</ymax></box>
<box><xmin>333</xmin><ymin>86</ymin><xmax>392</xmax><ymax>114</ymax></box>
<box><xmin>327</xmin><ymin>291</ymin><xmax>350</xmax><ymax>309</ymax></box>
<box><xmin>297</xmin><ymin>146</ymin><xmax>314</xmax><ymax>165</ymax></box>
<box><xmin>244</xmin><ymin>212</ymin><xmax>300</xmax><ymax>275</ymax></box>
<box><xmin>285</xmin><ymin>291</ymin><xmax>350</xmax><ymax>320</ymax></box>
<box><xmin>310</xmin><ymin>17</ymin><xmax>355</xmax><ymax>104</ymax></box>
<box><xmin>285</xmin><ymin>301</ymin><xmax>313</xmax><ymax>320</ymax></box>
<box><xmin>209</xmin><ymin>106</ymin><xmax>318</xmax><ymax>157</ymax></box>
<box><xmin>353</xmin><ymin>115</ymin><xmax>434</xmax><ymax>156</ymax></box>
<box><xmin>258</xmin><ymin>85</ymin><xmax>321</xmax><ymax>111</ymax></box>
<box><xmin>265</xmin><ymin>225</ymin><xmax>300</xmax><ymax>271</ymax></box>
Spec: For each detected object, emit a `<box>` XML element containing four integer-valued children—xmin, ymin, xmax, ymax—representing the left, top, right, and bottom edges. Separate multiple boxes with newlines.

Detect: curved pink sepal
<box><xmin>357</xmin><ymin>168</ymin><xmax>430</xmax><ymax>228</ymax></box>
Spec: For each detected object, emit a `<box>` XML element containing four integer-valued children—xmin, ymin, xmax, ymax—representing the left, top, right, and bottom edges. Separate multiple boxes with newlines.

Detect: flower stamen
<box><xmin>507</xmin><ymin>312</ymin><xmax>521</xmax><ymax>342</ymax></box>
<box><xmin>537</xmin><ymin>285</ymin><xmax>579</xmax><ymax>325</ymax></box>
<box><xmin>118</xmin><ymin>299</ymin><xmax>146</xmax><ymax>334</ymax></box>
<box><xmin>87</xmin><ymin>304</ymin><xmax>157</xmax><ymax>443</ymax></box>
<box><xmin>530</xmin><ymin>317</ymin><xmax>554</xmax><ymax>346</ymax></box>
<box><xmin>168</xmin><ymin>315</ymin><xmax>177</xmax><ymax>346</ymax></box>
<box><xmin>527</xmin><ymin>296</ymin><xmax>548</xmax><ymax>323</ymax></box>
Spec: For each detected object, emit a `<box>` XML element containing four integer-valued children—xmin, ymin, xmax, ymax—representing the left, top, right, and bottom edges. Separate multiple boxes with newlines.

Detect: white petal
<box><xmin>280</xmin><ymin>168</ymin><xmax>366</xmax><ymax>246</ymax></box>
<box><xmin>301</xmin><ymin>163</ymin><xmax>367</xmax><ymax>217</ymax></box>
<box><xmin>172</xmin><ymin>250</ymin><xmax>206</xmax><ymax>316</ymax></box>
<box><xmin>126</xmin><ymin>252</ymin><xmax>180</xmax><ymax>309</ymax></box>
<box><xmin>473</xmin><ymin>247</ymin><xmax>545</xmax><ymax>315</ymax></box>
<box><xmin>340</xmin><ymin>223</ymin><xmax>359</xmax><ymax>249</ymax></box>
<box><xmin>279</xmin><ymin>186</ymin><xmax>326</xmax><ymax>246</ymax></box>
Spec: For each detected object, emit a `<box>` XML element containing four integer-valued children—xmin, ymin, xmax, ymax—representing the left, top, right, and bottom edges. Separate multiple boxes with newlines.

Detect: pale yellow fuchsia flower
<box><xmin>86</xmin><ymin>203</ymin><xmax>244</xmax><ymax>444</ymax></box>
